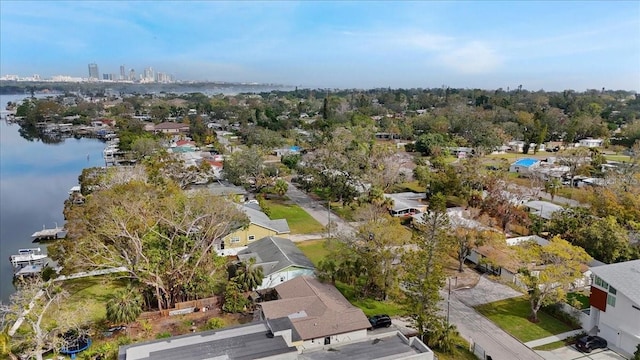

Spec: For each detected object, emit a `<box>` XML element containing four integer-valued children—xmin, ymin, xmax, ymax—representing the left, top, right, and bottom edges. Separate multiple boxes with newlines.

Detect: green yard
<box><xmin>335</xmin><ymin>282</ymin><xmax>407</xmax><ymax>317</ymax></box>
<box><xmin>475</xmin><ymin>296</ymin><xmax>578</xmax><ymax>343</ymax></box>
<box><xmin>45</xmin><ymin>276</ymin><xmax>130</xmax><ymax>326</ymax></box>
<box><xmin>296</xmin><ymin>239</ymin><xmax>331</xmax><ymax>266</ymax></box>
<box><xmin>263</xmin><ymin>198</ymin><xmax>325</xmax><ymax>234</ymax></box>
<box><xmin>567</xmin><ymin>291</ymin><xmax>590</xmax><ymax>310</ymax></box>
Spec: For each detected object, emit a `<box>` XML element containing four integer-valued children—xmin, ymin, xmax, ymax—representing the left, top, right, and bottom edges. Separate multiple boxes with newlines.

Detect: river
<box><xmin>0</xmin><ymin>94</ymin><xmax>107</xmax><ymax>303</ymax></box>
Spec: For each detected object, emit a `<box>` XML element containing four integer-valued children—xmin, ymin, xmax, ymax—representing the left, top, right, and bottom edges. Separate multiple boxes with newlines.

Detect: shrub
<box><xmin>206</xmin><ymin>317</ymin><xmax>225</xmax><ymax>330</ymax></box>
<box><xmin>41</xmin><ymin>266</ymin><xmax>56</xmax><ymax>281</ymax></box>
<box><xmin>156</xmin><ymin>332</ymin><xmax>171</xmax><ymax>339</ymax></box>
<box><xmin>542</xmin><ymin>303</ymin><xmax>581</xmax><ymax>329</ymax></box>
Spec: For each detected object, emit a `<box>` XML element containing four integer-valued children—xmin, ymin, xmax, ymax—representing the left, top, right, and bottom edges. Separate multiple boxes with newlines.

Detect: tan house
<box><xmin>153</xmin><ymin>122</ymin><xmax>190</xmax><ymax>134</ymax></box>
<box><xmin>258</xmin><ymin>276</ymin><xmax>372</xmax><ymax>351</ymax></box>
<box><xmin>216</xmin><ymin>204</ymin><xmax>290</xmax><ymax>256</ymax></box>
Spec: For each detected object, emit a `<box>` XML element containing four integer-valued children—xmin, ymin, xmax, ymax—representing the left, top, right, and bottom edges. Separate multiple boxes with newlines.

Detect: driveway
<box><xmin>536</xmin><ymin>346</ymin><xmax>628</xmax><ymax>360</ymax></box>
<box><xmin>285</xmin><ymin>181</ymin><xmax>355</xmax><ymax>236</ymax></box>
<box><xmin>448</xmin><ymin>289</ymin><xmax>544</xmax><ymax>360</ymax></box>
<box><xmin>453</xmin><ymin>275</ymin><xmax>524</xmax><ymax>306</ymax></box>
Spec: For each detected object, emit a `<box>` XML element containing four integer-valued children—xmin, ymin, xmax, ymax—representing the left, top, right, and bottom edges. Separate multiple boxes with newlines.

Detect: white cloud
<box><xmin>439</xmin><ymin>41</ymin><xmax>503</xmax><ymax>74</ymax></box>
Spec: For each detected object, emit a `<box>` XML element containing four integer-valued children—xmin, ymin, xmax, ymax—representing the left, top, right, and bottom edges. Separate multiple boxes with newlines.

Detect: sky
<box><xmin>1</xmin><ymin>1</ymin><xmax>639</xmax><ymax>91</ymax></box>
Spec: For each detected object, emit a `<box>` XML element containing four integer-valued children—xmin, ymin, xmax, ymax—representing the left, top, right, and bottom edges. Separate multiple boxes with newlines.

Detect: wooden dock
<box><xmin>31</xmin><ymin>226</ymin><xmax>66</xmax><ymax>241</ymax></box>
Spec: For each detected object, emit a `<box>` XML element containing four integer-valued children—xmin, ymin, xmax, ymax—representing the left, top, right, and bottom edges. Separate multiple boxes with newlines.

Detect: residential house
<box><xmin>258</xmin><ymin>276</ymin><xmax>372</xmax><ymax>351</ymax></box>
<box><xmin>237</xmin><ymin>236</ymin><xmax>315</xmax><ymax>290</ymax></box>
<box><xmin>588</xmin><ymin>259</ymin><xmax>640</xmax><ymax>356</ymax></box>
<box><xmin>118</xmin><ymin>321</ymin><xmax>433</xmax><ymax>360</ymax></box>
<box><xmin>448</xmin><ymin>147</ymin><xmax>473</xmax><ymax>159</ymax></box>
<box><xmin>522</xmin><ymin>200</ymin><xmax>564</xmax><ymax>220</ymax></box>
<box><xmin>153</xmin><ymin>122</ymin><xmax>190</xmax><ymax>134</ymax></box>
<box><xmin>217</xmin><ymin>204</ymin><xmax>290</xmax><ymax>256</ymax></box>
<box><xmin>467</xmin><ymin>235</ymin><xmax>592</xmax><ymax>289</ymax></box>
<box><xmin>384</xmin><ymin>192</ymin><xmax>427</xmax><ymax>217</ymax></box>
<box><xmin>578</xmin><ymin>138</ymin><xmax>604</xmax><ymax>148</ymax></box>
<box><xmin>509</xmin><ymin>158</ymin><xmax>540</xmax><ymax>175</ymax></box>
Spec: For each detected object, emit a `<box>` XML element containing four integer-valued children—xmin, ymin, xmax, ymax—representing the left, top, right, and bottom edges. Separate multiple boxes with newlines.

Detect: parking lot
<box><xmin>536</xmin><ymin>345</ymin><xmax>628</xmax><ymax>360</ymax></box>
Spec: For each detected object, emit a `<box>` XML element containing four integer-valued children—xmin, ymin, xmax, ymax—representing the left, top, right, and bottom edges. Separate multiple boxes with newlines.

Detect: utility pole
<box><xmin>327</xmin><ymin>200</ymin><xmax>331</xmax><ymax>238</ymax></box>
<box><xmin>447</xmin><ymin>277</ymin><xmax>451</xmax><ymax>327</ymax></box>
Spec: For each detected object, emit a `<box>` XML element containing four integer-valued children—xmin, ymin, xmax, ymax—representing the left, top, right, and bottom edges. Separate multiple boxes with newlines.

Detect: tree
<box><xmin>1</xmin><ymin>279</ymin><xmax>87</xmax><ymax>360</ymax></box>
<box><xmin>55</xmin><ymin>181</ymin><xmax>248</xmax><ymax>310</ymax></box>
<box><xmin>273</xmin><ymin>179</ymin><xmax>288</xmax><ymax>197</ymax></box>
<box><xmin>131</xmin><ymin>137</ymin><xmax>161</xmax><ymax>159</ymax></box>
<box><xmin>222</xmin><ymin>282</ymin><xmax>249</xmax><ymax>313</ymax></box>
<box><xmin>232</xmin><ymin>258</ymin><xmax>264</xmax><ymax>292</ymax></box>
<box><xmin>516</xmin><ymin>236</ymin><xmax>591</xmax><ymax>322</ymax></box>
<box><xmin>543</xmin><ymin>178</ymin><xmax>562</xmax><ymax>201</ymax></box>
<box><xmin>402</xmin><ymin>194</ymin><xmax>452</xmax><ymax>343</ymax></box>
<box><xmin>450</xmin><ymin>225</ymin><xmax>500</xmax><ymax>272</ymax></box>
<box><xmin>106</xmin><ymin>286</ymin><xmax>143</xmax><ymax>325</ymax></box>
<box><xmin>222</xmin><ymin>147</ymin><xmax>265</xmax><ymax>188</ymax></box>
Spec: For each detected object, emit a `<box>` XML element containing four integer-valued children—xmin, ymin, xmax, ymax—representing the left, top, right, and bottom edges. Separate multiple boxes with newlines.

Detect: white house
<box><xmin>385</xmin><ymin>192</ymin><xmax>427</xmax><ymax>217</ymax></box>
<box><xmin>578</xmin><ymin>138</ymin><xmax>604</xmax><ymax>148</ymax></box>
<box><xmin>236</xmin><ymin>236</ymin><xmax>315</xmax><ymax>290</ymax></box>
<box><xmin>588</xmin><ymin>259</ymin><xmax>640</xmax><ymax>357</ymax></box>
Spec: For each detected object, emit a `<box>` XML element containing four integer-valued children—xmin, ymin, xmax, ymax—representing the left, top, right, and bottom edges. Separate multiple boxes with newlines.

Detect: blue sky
<box><xmin>1</xmin><ymin>1</ymin><xmax>639</xmax><ymax>90</ymax></box>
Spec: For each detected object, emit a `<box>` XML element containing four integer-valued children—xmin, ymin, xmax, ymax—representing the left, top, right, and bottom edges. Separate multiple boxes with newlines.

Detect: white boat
<box><xmin>10</xmin><ymin>248</ymin><xmax>48</xmax><ymax>268</ymax></box>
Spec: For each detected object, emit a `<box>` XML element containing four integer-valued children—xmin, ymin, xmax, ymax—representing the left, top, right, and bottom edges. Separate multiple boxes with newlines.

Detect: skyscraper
<box><xmin>119</xmin><ymin>65</ymin><xmax>125</xmax><ymax>80</ymax></box>
<box><xmin>88</xmin><ymin>63</ymin><xmax>99</xmax><ymax>80</ymax></box>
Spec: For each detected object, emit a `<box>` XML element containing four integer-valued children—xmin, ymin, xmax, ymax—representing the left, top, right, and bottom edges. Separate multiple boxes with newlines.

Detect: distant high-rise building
<box><xmin>102</xmin><ymin>73</ymin><xmax>113</xmax><ymax>81</ymax></box>
<box><xmin>88</xmin><ymin>63</ymin><xmax>99</xmax><ymax>79</ymax></box>
<box><xmin>129</xmin><ymin>69</ymin><xmax>136</xmax><ymax>81</ymax></box>
<box><xmin>119</xmin><ymin>65</ymin><xmax>125</xmax><ymax>80</ymax></box>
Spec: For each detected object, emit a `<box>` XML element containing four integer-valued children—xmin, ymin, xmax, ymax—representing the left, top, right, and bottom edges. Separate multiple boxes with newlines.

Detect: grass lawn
<box><xmin>296</xmin><ymin>239</ymin><xmax>331</xmax><ymax>266</ymax></box>
<box><xmin>532</xmin><ymin>340</ymin><xmax>568</xmax><ymax>351</ymax></box>
<box><xmin>392</xmin><ymin>181</ymin><xmax>424</xmax><ymax>193</ymax></box>
<box><xmin>263</xmin><ymin>198</ymin><xmax>325</xmax><ymax>234</ymax></box>
<box><xmin>45</xmin><ymin>276</ymin><xmax>130</xmax><ymax>326</ymax></box>
<box><xmin>475</xmin><ymin>296</ymin><xmax>577</xmax><ymax>343</ymax></box>
<box><xmin>567</xmin><ymin>291</ymin><xmax>590</xmax><ymax>310</ymax></box>
<box><xmin>335</xmin><ymin>282</ymin><xmax>407</xmax><ymax>317</ymax></box>
<box><xmin>435</xmin><ymin>335</ymin><xmax>478</xmax><ymax>360</ymax></box>
<box><xmin>604</xmin><ymin>154</ymin><xmax>632</xmax><ymax>162</ymax></box>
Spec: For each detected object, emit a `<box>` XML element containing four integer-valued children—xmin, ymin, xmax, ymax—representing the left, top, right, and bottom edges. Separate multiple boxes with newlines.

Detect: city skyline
<box><xmin>1</xmin><ymin>1</ymin><xmax>639</xmax><ymax>91</ymax></box>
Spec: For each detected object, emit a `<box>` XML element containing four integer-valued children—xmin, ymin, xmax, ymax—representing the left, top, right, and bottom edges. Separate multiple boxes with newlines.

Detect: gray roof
<box><xmin>237</xmin><ymin>236</ymin><xmax>314</xmax><ymax>276</ymax></box>
<box><xmin>590</xmin><ymin>259</ymin><xmax>640</xmax><ymax>306</ymax></box>
<box><xmin>523</xmin><ymin>200</ymin><xmax>564</xmax><ymax>220</ymax></box>
<box><xmin>118</xmin><ymin>322</ymin><xmax>296</xmax><ymax>360</ymax></box>
<box><xmin>384</xmin><ymin>192</ymin><xmax>426</xmax><ymax>212</ymax></box>
<box><xmin>240</xmin><ymin>205</ymin><xmax>290</xmax><ymax>234</ymax></box>
<box><xmin>203</xmin><ymin>181</ymin><xmax>247</xmax><ymax>196</ymax></box>
<box><xmin>299</xmin><ymin>332</ymin><xmax>430</xmax><ymax>360</ymax></box>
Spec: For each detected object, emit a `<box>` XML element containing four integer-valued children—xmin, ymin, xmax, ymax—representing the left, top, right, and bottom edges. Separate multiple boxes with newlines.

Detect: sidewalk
<box><xmin>524</xmin><ymin>329</ymin><xmax>584</xmax><ymax>348</ymax></box>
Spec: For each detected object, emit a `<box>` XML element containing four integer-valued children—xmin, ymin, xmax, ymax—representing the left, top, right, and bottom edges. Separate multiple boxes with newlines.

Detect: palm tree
<box><xmin>106</xmin><ymin>286</ymin><xmax>143</xmax><ymax>325</ymax></box>
<box><xmin>273</xmin><ymin>179</ymin><xmax>288</xmax><ymax>198</ymax></box>
<box><xmin>233</xmin><ymin>258</ymin><xmax>264</xmax><ymax>292</ymax></box>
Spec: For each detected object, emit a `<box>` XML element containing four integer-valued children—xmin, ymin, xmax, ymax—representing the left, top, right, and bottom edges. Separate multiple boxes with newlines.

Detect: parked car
<box><xmin>368</xmin><ymin>314</ymin><xmax>392</xmax><ymax>330</ymax></box>
<box><xmin>575</xmin><ymin>335</ymin><xmax>607</xmax><ymax>353</ymax></box>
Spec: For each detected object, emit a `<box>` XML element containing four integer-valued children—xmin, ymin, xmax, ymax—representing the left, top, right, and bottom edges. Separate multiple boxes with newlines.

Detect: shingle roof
<box><xmin>384</xmin><ymin>192</ymin><xmax>427</xmax><ymax>212</ymax></box>
<box><xmin>154</xmin><ymin>122</ymin><xmax>189</xmax><ymax>130</ymax></box>
<box><xmin>590</xmin><ymin>259</ymin><xmax>640</xmax><ymax>306</ymax></box>
<box><xmin>259</xmin><ymin>277</ymin><xmax>371</xmax><ymax>341</ymax></box>
<box><xmin>523</xmin><ymin>201</ymin><xmax>564</xmax><ymax>220</ymax></box>
<box><xmin>240</xmin><ymin>205</ymin><xmax>290</xmax><ymax>234</ymax></box>
<box><xmin>237</xmin><ymin>236</ymin><xmax>315</xmax><ymax>276</ymax></box>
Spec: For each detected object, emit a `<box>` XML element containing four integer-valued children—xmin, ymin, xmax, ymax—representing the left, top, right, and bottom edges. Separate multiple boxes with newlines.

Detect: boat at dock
<box><xmin>10</xmin><ymin>248</ymin><xmax>48</xmax><ymax>268</ymax></box>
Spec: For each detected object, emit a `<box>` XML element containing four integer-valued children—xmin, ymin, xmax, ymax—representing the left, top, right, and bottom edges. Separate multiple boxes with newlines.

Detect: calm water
<box><xmin>0</xmin><ymin>94</ymin><xmax>107</xmax><ymax>303</ymax></box>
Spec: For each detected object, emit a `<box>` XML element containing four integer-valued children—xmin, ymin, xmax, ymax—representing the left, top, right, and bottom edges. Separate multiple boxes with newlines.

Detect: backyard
<box><xmin>475</xmin><ymin>296</ymin><xmax>579</xmax><ymax>343</ymax></box>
